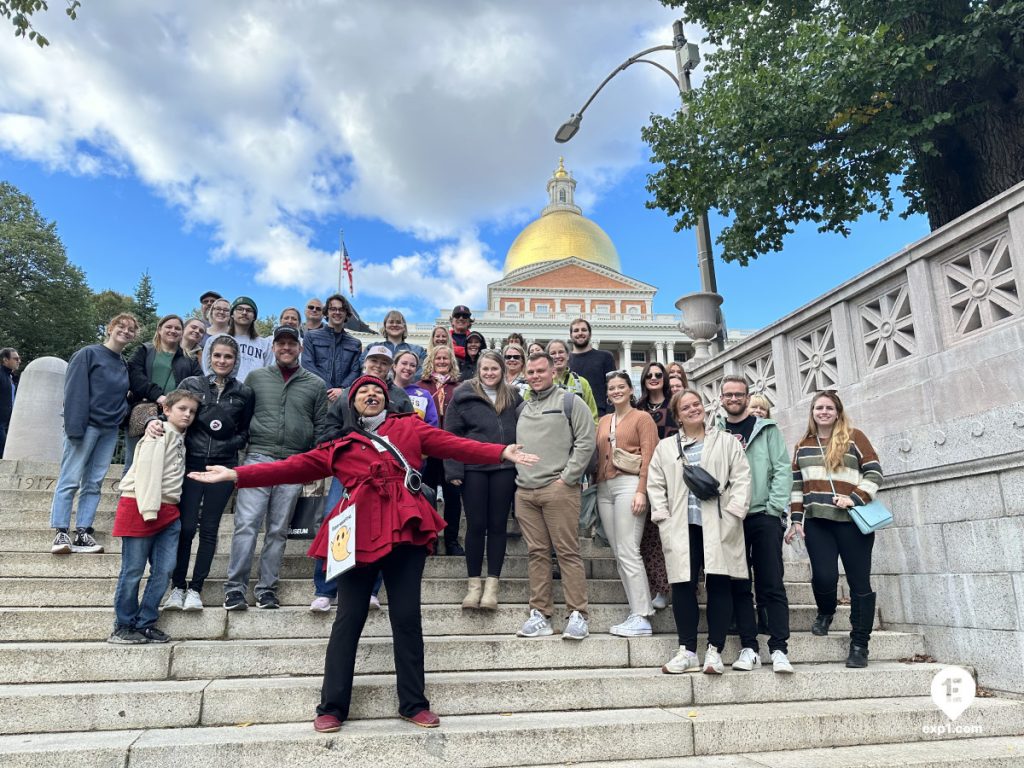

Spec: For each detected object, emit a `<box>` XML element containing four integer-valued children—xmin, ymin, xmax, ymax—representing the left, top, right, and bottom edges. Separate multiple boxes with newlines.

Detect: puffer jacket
<box><xmin>245</xmin><ymin>364</ymin><xmax>329</xmax><ymax>459</ymax></box>
<box><xmin>127</xmin><ymin>343</ymin><xmax>202</xmax><ymax>404</ymax></box>
<box><xmin>443</xmin><ymin>381</ymin><xmax>522</xmax><ymax>482</ymax></box>
<box><xmin>177</xmin><ymin>364</ymin><xmax>255</xmax><ymax>467</ymax></box>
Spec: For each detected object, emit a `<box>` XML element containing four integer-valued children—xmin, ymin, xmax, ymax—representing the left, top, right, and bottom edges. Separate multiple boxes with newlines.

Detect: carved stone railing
<box><xmin>690</xmin><ymin>180</ymin><xmax>1024</xmax><ymax>694</ymax></box>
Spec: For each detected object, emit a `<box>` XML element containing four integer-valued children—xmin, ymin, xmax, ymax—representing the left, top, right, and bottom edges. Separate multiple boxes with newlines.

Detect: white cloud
<box><xmin>0</xmin><ymin>0</ymin><xmax>695</xmax><ymax>306</ymax></box>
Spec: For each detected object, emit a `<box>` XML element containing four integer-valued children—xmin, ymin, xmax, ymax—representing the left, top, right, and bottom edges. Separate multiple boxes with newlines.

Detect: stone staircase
<box><xmin>2</xmin><ymin>458</ymin><xmax>1023</xmax><ymax>767</ymax></box>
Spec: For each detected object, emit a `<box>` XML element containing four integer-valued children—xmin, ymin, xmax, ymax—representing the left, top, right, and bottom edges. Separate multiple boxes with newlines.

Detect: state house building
<box><xmin>402</xmin><ymin>159</ymin><xmax>744</xmax><ymax>375</ymax></box>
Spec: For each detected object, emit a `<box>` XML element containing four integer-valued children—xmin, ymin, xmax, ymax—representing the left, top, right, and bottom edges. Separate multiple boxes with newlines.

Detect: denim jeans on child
<box><xmin>113</xmin><ymin>519</ymin><xmax>181</xmax><ymax>630</ymax></box>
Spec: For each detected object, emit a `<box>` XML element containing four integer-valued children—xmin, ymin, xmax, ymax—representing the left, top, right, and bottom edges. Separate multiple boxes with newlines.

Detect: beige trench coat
<box><xmin>647</xmin><ymin>426</ymin><xmax>752</xmax><ymax>581</ymax></box>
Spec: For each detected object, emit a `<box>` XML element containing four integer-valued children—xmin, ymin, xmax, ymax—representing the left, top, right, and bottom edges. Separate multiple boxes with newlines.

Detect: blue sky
<box><xmin>0</xmin><ymin>1</ymin><xmax>930</xmax><ymax>332</ymax></box>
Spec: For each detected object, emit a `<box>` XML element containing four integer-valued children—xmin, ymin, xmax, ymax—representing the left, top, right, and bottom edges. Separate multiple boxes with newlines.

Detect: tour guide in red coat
<box><xmin>189</xmin><ymin>375</ymin><xmax>537</xmax><ymax>732</ymax></box>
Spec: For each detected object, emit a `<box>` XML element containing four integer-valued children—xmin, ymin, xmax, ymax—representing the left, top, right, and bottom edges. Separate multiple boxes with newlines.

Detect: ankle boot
<box><xmin>479</xmin><ymin>577</ymin><xmax>500</xmax><ymax>611</ymax></box>
<box><xmin>461</xmin><ymin>577</ymin><xmax>483</xmax><ymax>609</ymax></box>
<box><xmin>846</xmin><ymin>591</ymin><xmax>876</xmax><ymax>668</ymax></box>
<box><xmin>811</xmin><ymin>588</ymin><xmax>837</xmax><ymax>636</ymax></box>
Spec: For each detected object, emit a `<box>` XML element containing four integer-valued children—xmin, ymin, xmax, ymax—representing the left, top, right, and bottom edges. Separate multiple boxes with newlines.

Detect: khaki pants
<box><xmin>515</xmin><ymin>481</ymin><xmax>589</xmax><ymax>618</ymax></box>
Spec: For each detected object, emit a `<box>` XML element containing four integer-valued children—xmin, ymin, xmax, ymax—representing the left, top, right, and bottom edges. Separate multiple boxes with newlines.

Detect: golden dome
<box><xmin>503</xmin><ymin>208</ymin><xmax>622</xmax><ymax>274</ymax></box>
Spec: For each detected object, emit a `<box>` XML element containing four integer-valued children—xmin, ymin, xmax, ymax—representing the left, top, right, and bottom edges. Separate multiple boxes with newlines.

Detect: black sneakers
<box><xmin>256</xmin><ymin>591</ymin><xmax>280</xmax><ymax>609</ymax></box>
<box><xmin>72</xmin><ymin>528</ymin><xmax>104</xmax><ymax>554</ymax></box>
<box><xmin>107</xmin><ymin>626</ymin><xmax>148</xmax><ymax>645</ymax></box>
<box><xmin>138</xmin><ymin>626</ymin><xmax>171</xmax><ymax>644</ymax></box>
<box><xmin>223</xmin><ymin>591</ymin><xmax>248</xmax><ymax>611</ymax></box>
<box><xmin>51</xmin><ymin>530</ymin><xmax>73</xmax><ymax>555</ymax></box>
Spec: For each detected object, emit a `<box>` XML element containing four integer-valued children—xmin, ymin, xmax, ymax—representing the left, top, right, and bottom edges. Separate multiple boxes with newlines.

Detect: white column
<box><xmin>655</xmin><ymin>341</ymin><xmax>666</xmax><ymax>365</ymax></box>
<box><xmin>620</xmin><ymin>340</ymin><xmax>632</xmax><ymax>371</ymax></box>
<box><xmin>666</xmin><ymin>341</ymin><xmax>675</xmax><ymax>366</ymax></box>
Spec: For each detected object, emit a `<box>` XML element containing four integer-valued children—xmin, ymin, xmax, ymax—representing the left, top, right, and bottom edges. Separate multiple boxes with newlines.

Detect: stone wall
<box><xmin>689</xmin><ymin>181</ymin><xmax>1024</xmax><ymax>694</ymax></box>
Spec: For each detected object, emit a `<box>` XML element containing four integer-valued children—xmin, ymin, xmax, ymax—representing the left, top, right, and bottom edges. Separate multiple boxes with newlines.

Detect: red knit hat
<box><xmin>348</xmin><ymin>375</ymin><xmax>390</xmax><ymax>411</ymax></box>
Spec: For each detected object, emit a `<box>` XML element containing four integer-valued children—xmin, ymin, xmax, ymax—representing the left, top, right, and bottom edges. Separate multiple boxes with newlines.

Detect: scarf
<box><xmin>358</xmin><ymin>411</ymin><xmax>387</xmax><ymax>433</ymax></box>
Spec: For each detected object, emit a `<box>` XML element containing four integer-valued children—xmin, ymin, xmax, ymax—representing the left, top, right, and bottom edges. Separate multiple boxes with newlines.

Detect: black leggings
<box><xmin>671</xmin><ymin>523</ymin><xmax>757</xmax><ymax>652</ymax></box>
<box><xmin>804</xmin><ymin>517</ymin><xmax>874</xmax><ymax>614</ymax></box>
<box><xmin>462</xmin><ymin>468</ymin><xmax>517</xmax><ymax>578</ymax></box>
<box><xmin>172</xmin><ymin>473</ymin><xmax>235</xmax><ymax>591</ymax></box>
<box><xmin>317</xmin><ymin>544</ymin><xmax>429</xmax><ymax>721</ymax></box>
<box><xmin>423</xmin><ymin>457</ymin><xmax>463</xmax><ymax>546</ymax></box>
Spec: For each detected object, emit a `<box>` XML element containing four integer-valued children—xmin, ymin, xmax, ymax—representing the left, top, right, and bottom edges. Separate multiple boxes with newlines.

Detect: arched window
<box><xmin>558</xmin><ymin>189</ymin><xmax>566</xmax><ymax>203</ymax></box>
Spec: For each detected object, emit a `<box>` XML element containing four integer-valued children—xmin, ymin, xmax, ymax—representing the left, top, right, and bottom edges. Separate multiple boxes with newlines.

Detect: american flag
<box><xmin>341</xmin><ymin>237</ymin><xmax>355</xmax><ymax>297</ymax></box>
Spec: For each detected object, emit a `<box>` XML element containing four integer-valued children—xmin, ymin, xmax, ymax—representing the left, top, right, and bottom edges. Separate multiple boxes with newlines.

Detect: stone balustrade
<box><xmin>690</xmin><ymin>180</ymin><xmax>1024</xmax><ymax>694</ymax></box>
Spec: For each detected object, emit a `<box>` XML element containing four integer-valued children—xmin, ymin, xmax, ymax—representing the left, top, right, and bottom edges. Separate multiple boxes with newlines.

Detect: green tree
<box><xmin>91</xmin><ymin>288</ymin><xmax>136</xmax><ymax>339</ymax></box>
<box><xmin>126</xmin><ymin>271</ymin><xmax>158</xmax><ymax>357</ymax></box>
<box><xmin>0</xmin><ymin>180</ymin><xmax>95</xmax><ymax>363</ymax></box>
<box><xmin>255</xmin><ymin>315</ymin><xmax>278</xmax><ymax>338</ymax></box>
<box><xmin>645</xmin><ymin>0</ymin><xmax>1024</xmax><ymax>264</ymax></box>
<box><xmin>0</xmin><ymin>0</ymin><xmax>80</xmax><ymax>48</ymax></box>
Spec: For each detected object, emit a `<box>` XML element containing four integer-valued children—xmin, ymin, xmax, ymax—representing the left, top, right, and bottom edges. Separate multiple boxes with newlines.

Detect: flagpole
<box><xmin>338</xmin><ymin>229</ymin><xmax>344</xmax><ymax>295</ymax></box>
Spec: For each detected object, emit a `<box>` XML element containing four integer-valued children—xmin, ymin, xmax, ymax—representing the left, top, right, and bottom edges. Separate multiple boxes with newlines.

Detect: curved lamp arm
<box><xmin>554</xmin><ymin>44</ymin><xmax>677</xmax><ymax>143</ymax></box>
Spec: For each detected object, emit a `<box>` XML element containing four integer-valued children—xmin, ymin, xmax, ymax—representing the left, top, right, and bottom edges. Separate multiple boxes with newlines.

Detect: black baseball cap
<box><xmin>199</xmin><ymin>290</ymin><xmax>222</xmax><ymax>302</ymax></box>
<box><xmin>452</xmin><ymin>305</ymin><xmax>473</xmax><ymax>319</ymax></box>
<box><xmin>272</xmin><ymin>325</ymin><xmax>301</xmax><ymax>343</ymax></box>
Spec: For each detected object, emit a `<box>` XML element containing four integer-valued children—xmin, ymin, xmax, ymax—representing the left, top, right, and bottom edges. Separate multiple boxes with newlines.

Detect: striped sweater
<box><xmin>790</xmin><ymin>428</ymin><xmax>882</xmax><ymax>523</ymax></box>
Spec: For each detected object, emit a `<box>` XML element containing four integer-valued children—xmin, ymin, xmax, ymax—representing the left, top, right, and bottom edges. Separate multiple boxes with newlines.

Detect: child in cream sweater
<box><xmin>108</xmin><ymin>390</ymin><xmax>199</xmax><ymax>644</ymax></box>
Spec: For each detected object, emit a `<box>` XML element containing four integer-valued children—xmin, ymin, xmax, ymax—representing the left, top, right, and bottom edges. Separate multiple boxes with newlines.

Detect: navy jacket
<box><xmin>302</xmin><ymin>327</ymin><xmax>362</xmax><ymax>390</ymax></box>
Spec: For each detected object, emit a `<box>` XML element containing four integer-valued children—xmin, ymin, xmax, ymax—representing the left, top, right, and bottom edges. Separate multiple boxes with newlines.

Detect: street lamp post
<box><xmin>555</xmin><ymin>18</ymin><xmax>725</xmax><ymax>359</ymax></box>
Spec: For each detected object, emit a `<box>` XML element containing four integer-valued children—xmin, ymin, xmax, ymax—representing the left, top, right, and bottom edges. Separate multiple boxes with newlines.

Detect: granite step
<box><xmin>0</xmin><ymin>603</ymin><xmax>858</xmax><ymax>642</ymax></box>
<box><xmin>0</xmin><ymin>631</ymin><xmax>924</xmax><ymax>684</ymax></box>
<box><xmin>0</xmin><ymin>662</ymin><xmax>952</xmax><ymax>735</ymax></box>
<box><xmin>1</xmin><ymin>697</ymin><xmax>1019</xmax><ymax>767</ymax></box>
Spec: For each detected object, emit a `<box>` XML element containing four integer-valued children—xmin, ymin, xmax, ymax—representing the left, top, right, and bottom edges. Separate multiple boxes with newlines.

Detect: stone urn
<box><xmin>676</xmin><ymin>291</ymin><xmax>723</xmax><ymax>365</ymax></box>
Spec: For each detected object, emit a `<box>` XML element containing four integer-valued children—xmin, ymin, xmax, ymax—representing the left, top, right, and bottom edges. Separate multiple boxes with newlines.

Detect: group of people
<box><xmin>40</xmin><ymin>293</ymin><xmax>884</xmax><ymax>733</ymax></box>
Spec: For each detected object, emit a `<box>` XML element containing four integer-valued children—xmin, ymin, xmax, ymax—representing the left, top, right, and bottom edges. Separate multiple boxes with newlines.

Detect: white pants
<box><xmin>597</xmin><ymin>474</ymin><xmax>652</xmax><ymax>616</ymax></box>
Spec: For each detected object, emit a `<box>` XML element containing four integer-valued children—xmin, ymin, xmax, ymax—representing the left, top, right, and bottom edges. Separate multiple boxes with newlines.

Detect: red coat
<box><xmin>234</xmin><ymin>413</ymin><xmax>505</xmax><ymax>564</ymax></box>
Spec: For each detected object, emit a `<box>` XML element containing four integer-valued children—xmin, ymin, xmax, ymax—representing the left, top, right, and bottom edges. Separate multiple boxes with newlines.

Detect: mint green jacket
<box><xmin>716</xmin><ymin>415</ymin><xmax>792</xmax><ymax>518</ymax></box>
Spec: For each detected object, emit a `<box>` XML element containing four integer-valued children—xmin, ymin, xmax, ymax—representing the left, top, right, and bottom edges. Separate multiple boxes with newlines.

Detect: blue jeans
<box><xmin>113</xmin><ymin>519</ymin><xmax>181</xmax><ymax>630</ymax></box>
<box><xmin>50</xmin><ymin>426</ymin><xmax>119</xmax><ymax>530</ymax></box>
<box><xmin>313</xmin><ymin>477</ymin><xmax>382</xmax><ymax>599</ymax></box>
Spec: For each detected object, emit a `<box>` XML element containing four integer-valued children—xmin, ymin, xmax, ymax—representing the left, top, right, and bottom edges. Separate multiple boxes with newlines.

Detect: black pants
<box><xmin>317</xmin><ymin>544</ymin><xmax>429</xmax><ymax>721</ymax></box>
<box><xmin>462</xmin><ymin>468</ymin><xmax>516</xmax><ymax>578</ymax></box>
<box><xmin>744</xmin><ymin>513</ymin><xmax>790</xmax><ymax>654</ymax></box>
<box><xmin>172</xmin><ymin>472</ymin><xmax>235</xmax><ymax>591</ymax></box>
<box><xmin>424</xmin><ymin>457</ymin><xmax>463</xmax><ymax>547</ymax></box>
<box><xmin>671</xmin><ymin>523</ymin><xmax>757</xmax><ymax>653</ymax></box>
<box><xmin>804</xmin><ymin>517</ymin><xmax>874</xmax><ymax>613</ymax></box>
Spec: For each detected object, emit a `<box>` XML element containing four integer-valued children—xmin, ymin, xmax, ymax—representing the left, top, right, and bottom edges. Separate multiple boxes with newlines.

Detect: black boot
<box><xmin>811</xmin><ymin>588</ymin><xmax>837</xmax><ymax>636</ymax></box>
<box><xmin>445</xmin><ymin>540</ymin><xmax>465</xmax><ymax>556</ymax></box>
<box><xmin>846</xmin><ymin>591</ymin><xmax>876</xmax><ymax>668</ymax></box>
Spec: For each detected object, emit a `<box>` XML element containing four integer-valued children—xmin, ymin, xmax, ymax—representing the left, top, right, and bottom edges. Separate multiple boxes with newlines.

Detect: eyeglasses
<box><xmin>645</xmin><ymin>372</ymin><xmax>663</xmax><ymax>381</ymax></box>
<box><xmin>605</xmin><ymin>369</ymin><xmax>629</xmax><ymax>380</ymax></box>
<box><xmin>233</xmin><ymin>307</ymin><xmax>255</xmax><ymax>315</ymax></box>
<box><xmin>306</xmin><ymin>305</ymin><xmax>323</xmax><ymax>311</ymax></box>
<box><xmin>504</xmin><ymin>355</ymin><xmax>522</xmax><ymax>361</ymax></box>
<box><xmin>212</xmin><ymin>306</ymin><xmax>230</xmax><ymax>313</ymax></box>
<box><xmin>327</xmin><ymin>306</ymin><xmax>347</xmax><ymax>314</ymax></box>
<box><xmin>721</xmin><ymin>393</ymin><xmax>748</xmax><ymax>400</ymax></box>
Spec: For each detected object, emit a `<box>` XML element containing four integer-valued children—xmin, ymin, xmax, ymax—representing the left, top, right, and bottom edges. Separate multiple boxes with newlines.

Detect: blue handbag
<box><xmin>816</xmin><ymin>436</ymin><xmax>892</xmax><ymax>535</ymax></box>
<box><xmin>848</xmin><ymin>500</ymin><xmax>893</xmax><ymax>535</ymax></box>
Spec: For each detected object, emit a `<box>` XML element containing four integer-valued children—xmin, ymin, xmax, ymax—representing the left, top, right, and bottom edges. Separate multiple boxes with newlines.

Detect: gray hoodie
<box><xmin>515</xmin><ymin>384</ymin><xmax>596</xmax><ymax>489</ymax></box>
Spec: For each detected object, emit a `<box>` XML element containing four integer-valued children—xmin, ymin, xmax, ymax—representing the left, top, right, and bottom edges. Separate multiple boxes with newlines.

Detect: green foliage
<box><xmin>91</xmin><ymin>289</ymin><xmax>135</xmax><ymax>339</ymax></box>
<box><xmin>0</xmin><ymin>0</ymin><xmax>80</xmax><ymax>48</ymax></box>
<box><xmin>127</xmin><ymin>271</ymin><xmax>158</xmax><ymax>357</ymax></box>
<box><xmin>646</xmin><ymin>0</ymin><xmax>1024</xmax><ymax>264</ymax></box>
<box><xmin>0</xmin><ymin>180</ymin><xmax>95</xmax><ymax>365</ymax></box>
<box><xmin>255</xmin><ymin>315</ymin><xmax>278</xmax><ymax>338</ymax></box>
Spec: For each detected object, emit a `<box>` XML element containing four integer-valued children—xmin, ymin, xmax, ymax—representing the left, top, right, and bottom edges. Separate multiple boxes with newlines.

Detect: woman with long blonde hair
<box><xmin>786</xmin><ymin>390</ymin><xmax>883</xmax><ymax>668</ymax></box>
<box><xmin>443</xmin><ymin>350</ymin><xmax>524</xmax><ymax>609</ymax></box>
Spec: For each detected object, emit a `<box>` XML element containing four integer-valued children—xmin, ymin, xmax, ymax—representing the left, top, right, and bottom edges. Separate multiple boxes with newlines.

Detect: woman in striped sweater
<box><xmin>786</xmin><ymin>391</ymin><xmax>882</xmax><ymax>668</ymax></box>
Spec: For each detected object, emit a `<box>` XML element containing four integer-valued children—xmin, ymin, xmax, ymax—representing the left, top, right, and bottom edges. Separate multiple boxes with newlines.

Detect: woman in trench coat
<box><xmin>647</xmin><ymin>388</ymin><xmax>753</xmax><ymax>675</ymax></box>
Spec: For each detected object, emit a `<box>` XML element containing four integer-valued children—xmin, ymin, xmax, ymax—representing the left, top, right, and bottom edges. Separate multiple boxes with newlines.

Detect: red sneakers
<box><xmin>401</xmin><ymin>709</ymin><xmax>441</xmax><ymax>728</ymax></box>
<box><xmin>313</xmin><ymin>714</ymin><xmax>343</xmax><ymax>733</ymax></box>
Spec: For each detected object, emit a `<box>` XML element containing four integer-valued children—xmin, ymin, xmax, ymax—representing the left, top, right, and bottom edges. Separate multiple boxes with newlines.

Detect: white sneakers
<box><xmin>771</xmin><ymin>649</ymin><xmax>795</xmax><ymax>673</ymax></box>
<box><xmin>163</xmin><ymin>588</ymin><xmax>186</xmax><ymax>611</ymax></box>
<box><xmin>702</xmin><ymin>645</ymin><xmax>725</xmax><ymax>674</ymax></box>
<box><xmin>732</xmin><ymin>647</ymin><xmax>762</xmax><ymax>671</ymax></box>
<box><xmin>651</xmin><ymin>593</ymin><xmax>668</xmax><ymax>610</ymax></box>
<box><xmin>562</xmin><ymin>610</ymin><xmax>589</xmax><ymax>641</ymax></box>
<box><xmin>609</xmin><ymin>614</ymin><xmax>653</xmax><ymax>637</ymax></box>
<box><xmin>182</xmin><ymin>589</ymin><xmax>204</xmax><ymax>612</ymax></box>
<box><xmin>662</xmin><ymin>646</ymin><xmax>700</xmax><ymax>674</ymax></box>
<box><xmin>517</xmin><ymin>609</ymin><xmax>554</xmax><ymax>638</ymax></box>
<box><xmin>309</xmin><ymin>596</ymin><xmax>332</xmax><ymax>612</ymax></box>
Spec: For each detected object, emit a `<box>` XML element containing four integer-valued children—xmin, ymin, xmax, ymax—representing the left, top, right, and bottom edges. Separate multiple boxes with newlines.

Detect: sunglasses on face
<box><xmin>645</xmin><ymin>372</ymin><xmax>663</xmax><ymax>381</ymax></box>
<box><xmin>306</xmin><ymin>305</ymin><xmax>322</xmax><ymax>311</ymax></box>
<box><xmin>504</xmin><ymin>355</ymin><xmax>522</xmax><ymax>361</ymax></box>
<box><xmin>453</xmin><ymin>313</ymin><xmax>471</xmax><ymax>320</ymax></box>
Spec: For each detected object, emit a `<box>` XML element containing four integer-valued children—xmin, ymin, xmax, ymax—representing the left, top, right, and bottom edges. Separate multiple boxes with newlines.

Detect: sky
<box><xmin>0</xmin><ymin>1</ymin><xmax>931</xmax><ymax>332</ymax></box>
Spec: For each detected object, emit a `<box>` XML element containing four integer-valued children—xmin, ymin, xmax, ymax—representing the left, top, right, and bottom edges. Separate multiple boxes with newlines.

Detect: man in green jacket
<box><xmin>718</xmin><ymin>375</ymin><xmax>794</xmax><ymax>674</ymax></box>
<box><xmin>223</xmin><ymin>326</ymin><xmax>328</xmax><ymax>611</ymax></box>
